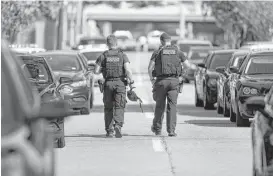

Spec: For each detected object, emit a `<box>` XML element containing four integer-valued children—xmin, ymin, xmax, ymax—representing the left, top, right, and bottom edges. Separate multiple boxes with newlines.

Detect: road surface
<box><xmin>55</xmin><ymin>52</ymin><xmax>252</xmax><ymax>176</ymax></box>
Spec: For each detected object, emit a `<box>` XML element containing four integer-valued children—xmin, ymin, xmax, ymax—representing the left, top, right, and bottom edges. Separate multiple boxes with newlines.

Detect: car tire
<box><xmin>203</xmin><ymin>85</ymin><xmax>214</xmax><ymax>110</ymax></box>
<box><xmin>217</xmin><ymin>96</ymin><xmax>223</xmax><ymax>114</ymax></box>
<box><xmin>184</xmin><ymin>78</ymin><xmax>190</xmax><ymax>83</ymax></box>
<box><xmin>195</xmin><ymin>84</ymin><xmax>203</xmax><ymax>107</ymax></box>
<box><xmin>90</xmin><ymin>92</ymin><xmax>93</xmax><ymax>109</ymax></box>
<box><xmin>235</xmin><ymin>101</ymin><xmax>250</xmax><ymax>127</ymax></box>
<box><xmin>230</xmin><ymin>103</ymin><xmax>236</xmax><ymax>122</ymax></box>
<box><xmin>223</xmin><ymin>91</ymin><xmax>230</xmax><ymax>117</ymax></box>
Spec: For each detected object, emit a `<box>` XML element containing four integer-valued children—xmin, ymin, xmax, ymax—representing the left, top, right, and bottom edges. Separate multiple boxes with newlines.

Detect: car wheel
<box><xmin>90</xmin><ymin>92</ymin><xmax>93</xmax><ymax>109</ymax></box>
<box><xmin>217</xmin><ymin>96</ymin><xmax>223</xmax><ymax>114</ymax></box>
<box><xmin>203</xmin><ymin>86</ymin><xmax>214</xmax><ymax>110</ymax></box>
<box><xmin>223</xmin><ymin>91</ymin><xmax>230</xmax><ymax>117</ymax></box>
<box><xmin>235</xmin><ymin>101</ymin><xmax>250</xmax><ymax>127</ymax></box>
<box><xmin>195</xmin><ymin>83</ymin><xmax>203</xmax><ymax>107</ymax></box>
<box><xmin>230</xmin><ymin>103</ymin><xmax>236</xmax><ymax>122</ymax></box>
<box><xmin>184</xmin><ymin>78</ymin><xmax>190</xmax><ymax>83</ymax></box>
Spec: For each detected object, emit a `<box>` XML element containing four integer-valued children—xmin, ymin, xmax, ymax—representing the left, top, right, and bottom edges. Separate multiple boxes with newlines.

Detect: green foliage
<box><xmin>204</xmin><ymin>1</ymin><xmax>273</xmax><ymax>48</ymax></box>
<box><xmin>83</xmin><ymin>1</ymin><xmax>166</xmax><ymax>8</ymax></box>
<box><xmin>1</xmin><ymin>1</ymin><xmax>62</xmax><ymax>42</ymax></box>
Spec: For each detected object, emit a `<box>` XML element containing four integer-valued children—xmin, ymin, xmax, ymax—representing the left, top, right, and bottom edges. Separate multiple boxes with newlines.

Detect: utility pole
<box><xmin>179</xmin><ymin>2</ymin><xmax>185</xmax><ymax>39</ymax></box>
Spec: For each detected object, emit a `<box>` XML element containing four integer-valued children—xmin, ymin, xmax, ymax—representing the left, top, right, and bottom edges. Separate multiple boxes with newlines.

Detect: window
<box><xmin>209</xmin><ymin>53</ymin><xmax>233</xmax><ymax>69</ymax></box>
<box><xmin>45</xmin><ymin>54</ymin><xmax>82</xmax><ymax>71</ymax></box>
<box><xmin>244</xmin><ymin>56</ymin><xmax>273</xmax><ymax>74</ymax></box>
<box><xmin>82</xmin><ymin>51</ymin><xmax>102</xmax><ymax>61</ymax></box>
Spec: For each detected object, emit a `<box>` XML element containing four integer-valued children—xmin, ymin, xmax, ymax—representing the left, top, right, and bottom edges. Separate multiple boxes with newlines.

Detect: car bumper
<box><xmin>207</xmin><ymin>85</ymin><xmax>217</xmax><ymax>104</ymax></box>
<box><xmin>62</xmin><ymin>87</ymin><xmax>90</xmax><ymax>111</ymax></box>
<box><xmin>238</xmin><ymin>96</ymin><xmax>257</xmax><ymax>119</ymax></box>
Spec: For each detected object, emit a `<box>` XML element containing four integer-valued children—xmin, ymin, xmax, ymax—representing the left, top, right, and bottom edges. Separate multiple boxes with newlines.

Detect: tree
<box><xmin>204</xmin><ymin>1</ymin><xmax>273</xmax><ymax>48</ymax></box>
<box><xmin>1</xmin><ymin>1</ymin><xmax>62</xmax><ymax>42</ymax></box>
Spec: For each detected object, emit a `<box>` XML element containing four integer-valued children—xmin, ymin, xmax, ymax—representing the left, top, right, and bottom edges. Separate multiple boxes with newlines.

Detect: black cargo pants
<box><xmin>152</xmin><ymin>77</ymin><xmax>179</xmax><ymax>133</ymax></box>
<box><xmin>103</xmin><ymin>79</ymin><xmax>127</xmax><ymax>133</ymax></box>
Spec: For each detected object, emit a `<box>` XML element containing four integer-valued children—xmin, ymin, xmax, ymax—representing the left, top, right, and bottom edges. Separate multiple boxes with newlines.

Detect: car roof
<box><xmin>211</xmin><ymin>49</ymin><xmax>237</xmax><ymax>54</ymax></box>
<box><xmin>189</xmin><ymin>46</ymin><xmax>214</xmax><ymax>50</ymax></box>
<box><xmin>79</xmin><ymin>48</ymin><xmax>106</xmax><ymax>53</ymax></box>
<box><xmin>34</xmin><ymin>50</ymin><xmax>78</xmax><ymax>56</ymax></box>
<box><xmin>177</xmin><ymin>39</ymin><xmax>212</xmax><ymax>44</ymax></box>
<box><xmin>250</xmin><ymin>51</ymin><xmax>273</xmax><ymax>56</ymax></box>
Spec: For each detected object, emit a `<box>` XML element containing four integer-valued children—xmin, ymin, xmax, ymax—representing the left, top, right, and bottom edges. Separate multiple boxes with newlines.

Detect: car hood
<box><xmin>206</xmin><ymin>70</ymin><xmax>219</xmax><ymax>79</ymax></box>
<box><xmin>53</xmin><ymin>71</ymin><xmax>84</xmax><ymax>81</ymax></box>
<box><xmin>240</xmin><ymin>74</ymin><xmax>273</xmax><ymax>91</ymax></box>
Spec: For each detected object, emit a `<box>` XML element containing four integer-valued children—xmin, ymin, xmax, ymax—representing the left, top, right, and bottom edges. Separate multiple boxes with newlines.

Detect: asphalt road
<box><xmin>55</xmin><ymin>52</ymin><xmax>252</xmax><ymax>176</ymax></box>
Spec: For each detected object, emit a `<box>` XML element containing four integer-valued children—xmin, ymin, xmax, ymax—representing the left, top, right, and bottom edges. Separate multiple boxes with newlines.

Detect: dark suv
<box><xmin>1</xmin><ymin>40</ymin><xmax>71</xmax><ymax>176</ymax></box>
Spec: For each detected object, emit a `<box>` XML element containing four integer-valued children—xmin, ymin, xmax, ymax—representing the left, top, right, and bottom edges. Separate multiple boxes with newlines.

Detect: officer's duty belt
<box><xmin>157</xmin><ymin>75</ymin><xmax>178</xmax><ymax>78</ymax></box>
<box><xmin>105</xmin><ymin>77</ymin><xmax>125</xmax><ymax>81</ymax></box>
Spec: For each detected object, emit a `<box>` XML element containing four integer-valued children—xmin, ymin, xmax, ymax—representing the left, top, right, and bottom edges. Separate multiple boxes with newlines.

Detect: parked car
<box><xmin>215</xmin><ymin>50</ymin><xmax>249</xmax><ymax>116</ymax></box>
<box><xmin>229</xmin><ymin>50</ymin><xmax>273</xmax><ymax>127</ymax></box>
<box><xmin>17</xmin><ymin>54</ymin><xmax>74</xmax><ymax>148</ymax></box>
<box><xmin>79</xmin><ymin>47</ymin><xmax>105</xmax><ymax>86</ymax></box>
<box><xmin>240</xmin><ymin>41</ymin><xmax>273</xmax><ymax>48</ymax></box>
<box><xmin>194</xmin><ymin>49</ymin><xmax>236</xmax><ymax>109</ymax></box>
<box><xmin>147</xmin><ymin>30</ymin><xmax>162</xmax><ymax>51</ymax></box>
<box><xmin>72</xmin><ymin>36</ymin><xmax>107</xmax><ymax>50</ymax></box>
<box><xmin>35</xmin><ymin>50</ymin><xmax>94</xmax><ymax>114</ymax></box>
<box><xmin>176</xmin><ymin>39</ymin><xmax>213</xmax><ymax>57</ymax></box>
<box><xmin>113</xmin><ymin>30</ymin><xmax>137</xmax><ymax>51</ymax></box>
<box><xmin>240</xmin><ymin>43</ymin><xmax>273</xmax><ymax>50</ymax></box>
<box><xmin>245</xmin><ymin>86</ymin><xmax>273</xmax><ymax>176</ymax></box>
<box><xmin>183</xmin><ymin>46</ymin><xmax>216</xmax><ymax>83</ymax></box>
<box><xmin>1</xmin><ymin>40</ymin><xmax>71</xmax><ymax>176</ymax></box>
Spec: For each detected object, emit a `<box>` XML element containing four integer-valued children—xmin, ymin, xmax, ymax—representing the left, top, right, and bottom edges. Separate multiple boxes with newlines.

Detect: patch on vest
<box><xmin>106</xmin><ymin>56</ymin><xmax>120</xmax><ymax>62</ymax></box>
<box><xmin>162</xmin><ymin>49</ymin><xmax>176</xmax><ymax>55</ymax></box>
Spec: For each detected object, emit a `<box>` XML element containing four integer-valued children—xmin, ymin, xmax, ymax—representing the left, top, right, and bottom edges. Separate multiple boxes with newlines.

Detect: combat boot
<box><xmin>106</xmin><ymin>132</ymin><xmax>114</xmax><ymax>138</ymax></box>
<box><xmin>151</xmin><ymin>125</ymin><xmax>162</xmax><ymax>136</ymax></box>
<box><xmin>168</xmin><ymin>132</ymin><xmax>177</xmax><ymax>137</ymax></box>
<box><xmin>114</xmin><ymin>125</ymin><xmax>122</xmax><ymax>138</ymax></box>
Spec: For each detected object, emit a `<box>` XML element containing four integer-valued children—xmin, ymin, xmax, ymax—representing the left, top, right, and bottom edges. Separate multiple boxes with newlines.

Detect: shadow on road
<box><xmin>183</xmin><ymin>119</ymin><xmax>237</xmax><ymax>127</ymax></box>
<box><xmin>91</xmin><ymin>104</ymin><xmax>154</xmax><ymax>113</ymax></box>
<box><xmin>177</xmin><ymin>104</ymin><xmax>220</xmax><ymax>118</ymax></box>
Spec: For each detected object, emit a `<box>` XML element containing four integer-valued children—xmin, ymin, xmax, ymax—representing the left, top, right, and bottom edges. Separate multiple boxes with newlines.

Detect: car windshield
<box><xmin>245</xmin><ymin>56</ymin><xmax>273</xmax><ymax>74</ymax></box>
<box><xmin>189</xmin><ymin>49</ymin><xmax>210</xmax><ymax>60</ymax></box>
<box><xmin>45</xmin><ymin>54</ymin><xmax>82</xmax><ymax>71</ymax></box>
<box><xmin>179</xmin><ymin>44</ymin><xmax>211</xmax><ymax>55</ymax></box>
<box><xmin>22</xmin><ymin>62</ymin><xmax>49</xmax><ymax>83</ymax></box>
<box><xmin>82</xmin><ymin>52</ymin><xmax>102</xmax><ymax>61</ymax></box>
<box><xmin>79</xmin><ymin>38</ymin><xmax>105</xmax><ymax>45</ymax></box>
<box><xmin>209</xmin><ymin>53</ymin><xmax>233</xmax><ymax>69</ymax></box>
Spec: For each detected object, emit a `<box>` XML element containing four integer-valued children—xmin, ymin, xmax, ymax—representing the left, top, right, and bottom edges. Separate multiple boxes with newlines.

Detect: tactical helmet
<box><xmin>127</xmin><ymin>88</ymin><xmax>141</xmax><ymax>102</ymax></box>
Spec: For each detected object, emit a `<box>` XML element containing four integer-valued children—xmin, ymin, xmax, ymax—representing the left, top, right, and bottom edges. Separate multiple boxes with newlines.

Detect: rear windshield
<box><xmin>79</xmin><ymin>39</ymin><xmax>105</xmax><ymax>45</ymax></box>
<box><xmin>179</xmin><ymin>44</ymin><xmax>211</xmax><ymax>54</ymax></box>
<box><xmin>245</xmin><ymin>56</ymin><xmax>273</xmax><ymax>74</ymax></box>
<box><xmin>82</xmin><ymin>52</ymin><xmax>103</xmax><ymax>61</ymax></box>
<box><xmin>189</xmin><ymin>49</ymin><xmax>210</xmax><ymax>60</ymax></box>
<box><xmin>209</xmin><ymin>53</ymin><xmax>233</xmax><ymax>69</ymax></box>
<box><xmin>45</xmin><ymin>54</ymin><xmax>82</xmax><ymax>71</ymax></box>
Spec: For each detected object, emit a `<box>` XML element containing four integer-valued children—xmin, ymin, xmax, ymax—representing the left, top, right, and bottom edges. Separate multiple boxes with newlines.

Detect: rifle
<box><xmin>98</xmin><ymin>79</ymin><xmax>105</xmax><ymax>93</ymax></box>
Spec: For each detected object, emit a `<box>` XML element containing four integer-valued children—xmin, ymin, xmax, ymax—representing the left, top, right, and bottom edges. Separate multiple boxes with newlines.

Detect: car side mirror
<box><xmin>229</xmin><ymin>66</ymin><xmax>239</xmax><ymax>73</ymax></box>
<box><xmin>59</xmin><ymin>77</ymin><xmax>72</xmax><ymax>84</ymax></box>
<box><xmin>197</xmin><ymin>63</ymin><xmax>206</xmax><ymax>68</ymax></box>
<box><xmin>216</xmin><ymin>66</ymin><xmax>226</xmax><ymax>74</ymax></box>
<box><xmin>245</xmin><ymin>96</ymin><xmax>265</xmax><ymax>112</ymax></box>
<box><xmin>39</xmin><ymin>100</ymin><xmax>74</xmax><ymax>120</ymax></box>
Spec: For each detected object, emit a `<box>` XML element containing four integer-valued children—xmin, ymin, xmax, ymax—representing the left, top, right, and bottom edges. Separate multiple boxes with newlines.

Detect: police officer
<box><xmin>148</xmin><ymin>32</ymin><xmax>197</xmax><ymax>137</ymax></box>
<box><xmin>94</xmin><ymin>35</ymin><xmax>135</xmax><ymax>138</ymax></box>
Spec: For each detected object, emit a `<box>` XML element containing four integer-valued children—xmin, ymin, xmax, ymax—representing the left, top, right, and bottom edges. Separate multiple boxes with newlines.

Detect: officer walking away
<box><xmin>94</xmin><ymin>34</ymin><xmax>135</xmax><ymax>138</ymax></box>
<box><xmin>148</xmin><ymin>32</ymin><xmax>197</xmax><ymax>137</ymax></box>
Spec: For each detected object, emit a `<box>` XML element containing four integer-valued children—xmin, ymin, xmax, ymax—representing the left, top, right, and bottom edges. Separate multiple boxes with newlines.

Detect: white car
<box><xmin>147</xmin><ymin>30</ymin><xmax>163</xmax><ymax>51</ymax></box>
<box><xmin>79</xmin><ymin>47</ymin><xmax>107</xmax><ymax>85</ymax></box>
<box><xmin>113</xmin><ymin>30</ymin><xmax>137</xmax><ymax>51</ymax></box>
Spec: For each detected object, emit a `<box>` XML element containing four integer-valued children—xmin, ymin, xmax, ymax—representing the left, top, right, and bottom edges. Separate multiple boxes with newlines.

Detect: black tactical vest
<box><xmin>102</xmin><ymin>49</ymin><xmax>125</xmax><ymax>79</ymax></box>
<box><xmin>154</xmin><ymin>45</ymin><xmax>182</xmax><ymax>77</ymax></box>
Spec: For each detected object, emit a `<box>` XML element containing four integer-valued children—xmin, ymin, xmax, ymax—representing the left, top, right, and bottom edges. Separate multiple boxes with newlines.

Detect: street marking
<box><xmin>144</xmin><ymin>112</ymin><xmax>154</xmax><ymax>119</ymax></box>
<box><xmin>152</xmin><ymin>139</ymin><xmax>165</xmax><ymax>152</ymax></box>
